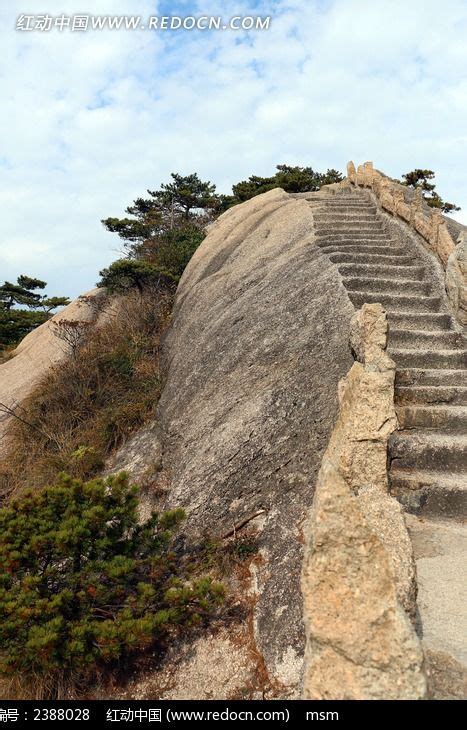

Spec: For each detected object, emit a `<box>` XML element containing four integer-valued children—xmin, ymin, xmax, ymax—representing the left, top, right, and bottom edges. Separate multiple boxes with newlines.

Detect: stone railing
<box><xmin>301</xmin><ymin>304</ymin><xmax>426</xmax><ymax>700</ymax></box>
<box><xmin>347</xmin><ymin>161</ymin><xmax>466</xmax><ymax>324</ymax></box>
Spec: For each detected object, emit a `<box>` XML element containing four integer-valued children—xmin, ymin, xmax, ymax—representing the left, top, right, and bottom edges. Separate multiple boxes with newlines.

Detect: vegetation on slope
<box><xmin>0</xmin><ymin>472</ymin><xmax>223</xmax><ymax>698</ymax></box>
<box><xmin>229</xmin><ymin>164</ymin><xmax>343</xmax><ymax>202</ymax></box>
<box><xmin>0</xmin><ymin>288</ymin><xmax>172</xmax><ymax>497</ymax></box>
<box><xmin>401</xmin><ymin>168</ymin><xmax>460</xmax><ymax>213</ymax></box>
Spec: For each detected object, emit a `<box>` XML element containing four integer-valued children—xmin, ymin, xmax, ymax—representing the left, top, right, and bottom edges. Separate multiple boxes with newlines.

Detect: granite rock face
<box><xmin>155</xmin><ymin>189</ymin><xmax>355</xmax><ymax>690</ymax></box>
<box><xmin>0</xmin><ymin>289</ymin><xmax>107</xmax><ymax>457</ymax></box>
<box><xmin>446</xmin><ymin>232</ymin><xmax>467</xmax><ymax>326</ymax></box>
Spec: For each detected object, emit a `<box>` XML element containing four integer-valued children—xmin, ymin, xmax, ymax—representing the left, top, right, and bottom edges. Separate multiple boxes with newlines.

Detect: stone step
<box><xmin>312</xmin><ymin>203</ymin><xmax>373</xmax><ymax>211</ymax></box>
<box><xmin>395</xmin><ymin>385</ymin><xmax>467</xmax><ymax>406</ymax></box>
<box><xmin>306</xmin><ymin>193</ymin><xmax>364</xmax><ymax>200</ymax></box>
<box><xmin>390</xmin><ymin>348</ymin><xmax>467</xmax><ymax>369</ymax></box>
<box><xmin>313</xmin><ymin>212</ymin><xmax>378</xmax><ymax>221</ymax></box>
<box><xmin>321</xmin><ymin>201</ymin><xmax>373</xmax><ymax>205</ymax></box>
<box><xmin>316</xmin><ymin>234</ymin><xmax>393</xmax><ymax>245</ymax></box>
<box><xmin>389</xmin><ymin>329</ymin><xmax>465</xmax><ymax>350</ymax></box>
<box><xmin>389</xmin><ymin>468</ymin><xmax>467</xmax><ymax>519</ymax></box>
<box><xmin>311</xmin><ymin>192</ymin><xmax>367</xmax><ymax>198</ymax></box>
<box><xmin>314</xmin><ymin>217</ymin><xmax>380</xmax><ymax>226</ymax></box>
<box><xmin>329</xmin><ymin>252</ymin><xmax>416</xmax><ymax>265</ymax></box>
<box><xmin>316</xmin><ymin>229</ymin><xmax>389</xmax><ymax>238</ymax></box>
<box><xmin>389</xmin><ymin>430</ymin><xmax>467</xmax><ymax>471</ymax></box>
<box><xmin>317</xmin><ymin>203</ymin><xmax>377</xmax><ymax>212</ymax></box>
<box><xmin>315</xmin><ymin>193</ymin><xmax>369</xmax><ymax>199</ymax></box>
<box><xmin>406</xmin><ymin>514</ymin><xmax>467</xmax><ymax>692</ymax></box>
<box><xmin>396</xmin><ymin>368</ymin><xmax>467</xmax><ymax>387</ymax></box>
<box><xmin>396</xmin><ymin>404</ymin><xmax>467</xmax><ymax>431</ymax></box>
<box><xmin>318</xmin><ymin>206</ymin><xmax>376</xmax><ymax>214</ymax></box>
<box><xmin>344</xmin><ymin>276</ymin><xmax>432</xmax><ymax>296</ymax></box>
<box><xmin>315</xmin><ymin>215</ymin><xmax>383</xmax><ymax>224</ymax></box>
<box><xmin>315</xmin><ymin>226</ymin><xmax>390</xmax><ymax>237</ymax></box>
<box><xmin>348</xmin><ymin>292</ymin><xmax>442</xmax><ymax>312</ymax></box>
<box><xmin>324</xmin><ymin>244</ymin><xmax>409</xmax><ymax>256</ymax></box>
<box><xmin>308</xmin><ymin>195</ymin><xmax>369</xmax><ymax>203</ymax></box>
<box><xmin>337</xmin><ymin>263</ymin><xmax>426</xmax><ymax>280</ymax></box>
<box><xmin>315</xmin><ymin>221</ymin><xmax>384</xmax><ymax>231</ymax></box>
<box><xmin>388</xmin><ymin>312</ymin><xmax>454</xmax><ymax>331</ymax></box>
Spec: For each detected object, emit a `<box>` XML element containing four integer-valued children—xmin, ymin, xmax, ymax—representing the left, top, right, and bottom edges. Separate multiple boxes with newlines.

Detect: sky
<box><xmin>1</xmin><ymin>0</ymin><xmax>467</xmax><ymax>298</ymax></box>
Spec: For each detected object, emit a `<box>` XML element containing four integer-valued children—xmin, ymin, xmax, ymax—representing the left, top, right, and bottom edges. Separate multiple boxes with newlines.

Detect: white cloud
<box><xmin>1</xmin><ymin>0</ymin><xmax>467</xmax><ymax>298</ymax></box>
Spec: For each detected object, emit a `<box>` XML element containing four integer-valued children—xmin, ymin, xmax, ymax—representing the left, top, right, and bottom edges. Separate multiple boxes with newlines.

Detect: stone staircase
<box><xmin>300</xmin><ymin>186</ymin><xmax>467</xmax><ymax>695</ymax></box>
<box><xmin>301</xmin><ymin>187</ymin><xmax>467</xmax><ymax>519</ymax></box>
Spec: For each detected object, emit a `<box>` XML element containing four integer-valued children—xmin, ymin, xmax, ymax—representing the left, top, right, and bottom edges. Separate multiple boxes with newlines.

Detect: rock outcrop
<box><xmin>0</xmin><ymin>289</ymin><xmax>107</xmax><ymax>457</ymax></box>
<box><xmin>446</xmin><ymin>232</ymin><xmax>467</xmax><ymax>325</ymax></box>
<box><xmin>121</xmin><ymin>188</ymin><xmax>355</xmax><ymax>692</ymax></box>
<box><xmin>301</xmin><ymin>303</ymin><xmax>426</xmax><ymax>699</ymax></box>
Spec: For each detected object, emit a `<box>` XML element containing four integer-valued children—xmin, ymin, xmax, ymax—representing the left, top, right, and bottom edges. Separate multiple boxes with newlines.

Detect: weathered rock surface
<box><xmin>118</xmin><ymin>628</ymin><xmax>258</xmax><ymax>701</ymax></box>
<box><xmin>407</xmin><ymin>514</ymin><xmax>467</xmax><ymax>699</ymax></box>
<box><xmin>150</xmin><ymin>188</ymin><xmax>355</xmax><ymax>691</ymax></box>
<box><xmin>446</xmin><ymin>232</ymin><xmax>467</xmax><ymax>326</ymax></box>
<box><xmin>302</xmin><ymin>465</ymin><xmax>425</xmax><ymax>699</ymax></box>
<box><xmin>0</xmin><ymin>289</ymin><xmax>107</xmax><ymax>456</ymax></box>
<box><xmin>106</xmin><ymin>421</ymin><xmax>163</xmax><ymax>484</ymax></box>
<box><xmin>301</xmin><ymin>303</ymin><xmax>426</xmax><ymax>699</ymax></box>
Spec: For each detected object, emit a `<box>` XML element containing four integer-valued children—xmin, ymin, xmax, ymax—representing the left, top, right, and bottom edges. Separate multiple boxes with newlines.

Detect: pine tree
<box><xmin>149</xmin><ymin>172</ymin><xmax>219</xmax><ymax>219</ymax></box>
<box><xmin>401</xmin><ymin>169</ymin><xmax>460</xmax><ymax>213</ymax></box>
<box><xmin>230</xmin><ymin>164</ymin><xmax>343</xmax><ymax>203</ymax></box>
<box><xmin>98</xmin><ymin>259</ymin><xmax>178</xmax><ymax>294</ymax></box>
<box><xmin>0</xmin><ymin>473</ymin><xmax>223</xmax><ymax>693</ymax></box>
<box><xmin>101</xmin><ymin>173</ymin><xmax>220</xmax><ymax>249</ymax></box>
<box><xmin>0</xmin><ymin>276</ymin><xmax>69</xmax><ymax>348</ymax></box>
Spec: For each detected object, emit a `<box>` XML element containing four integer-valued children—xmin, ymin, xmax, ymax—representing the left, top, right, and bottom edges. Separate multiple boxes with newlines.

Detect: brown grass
<box><xmin>0</xmin><ymin>345</ymin><xmax>15</xmax><ymax>365</ymax></box>
<box><xmin>0</xmin><ymin>287</ymin><xmax>173</xmax><ymax>498</ymax></box>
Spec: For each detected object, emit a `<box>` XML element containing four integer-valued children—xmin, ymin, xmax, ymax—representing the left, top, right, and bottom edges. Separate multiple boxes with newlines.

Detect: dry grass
<box><xmin>0</xmin><ymin>669</ymin><xmax>102</xmax><ymax>701</ymax></box>
<box><xmin>0</xmin><ymin>345</ymin><xmax>15</xmax><ymax>364</ymax></box>
<box><xmin>0</xmin><ymin>287</ymin><xmax>173</xmax><ymax>498</ymax></box>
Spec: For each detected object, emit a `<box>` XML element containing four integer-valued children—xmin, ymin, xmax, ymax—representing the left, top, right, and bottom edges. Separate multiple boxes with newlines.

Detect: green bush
<box><xmin>69</xmin><ymin>446</ymin><xmax>105</xmax><ymax>478</ymax></box>
<box><xmin>97</xmin><ymin>259</ymin><xmax>178</xmax><ymax>295</ymax></box>
<box><xmin>143</xmin><ymin>225</ymin><xmax>205</xmax><ymax>280</ymax></box>
<box><xmin>0</xmin><ymin>473</ymin><xmax>223</xmax><ymax>693</ymax></box>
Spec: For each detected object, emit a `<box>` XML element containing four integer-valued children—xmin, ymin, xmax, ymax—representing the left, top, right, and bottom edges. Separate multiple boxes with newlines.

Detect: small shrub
<box><xmin>69</xmin><ymin>446</ymin><xmax>105</xmax><ymax>478</ymax></box>
<box><xmin>51</xmin><ymin>319</ymin><xmax>92</xmax><ymax>357</ymax></box>
<box><xmin>0</xmin><ymin>472</ymin><xmax>224</xmax><ymax>697</ymax></box>
<box><xmin>192</xmin><ymin>536</ymin><xmax>260</xmax><ymax>578</ymax></box>
<box><xmin>138</xmin><ymin>225</ymin><xmax>205</xmax><ymax>279</ymax></box>
<box><xmin>230</xmin><ymin>537</ymin><xmax>259</xmax><ymax>561</ymax></box>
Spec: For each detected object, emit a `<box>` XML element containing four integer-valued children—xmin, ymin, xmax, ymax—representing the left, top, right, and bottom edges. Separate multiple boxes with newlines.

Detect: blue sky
<box><xmin>1</xmin><ymin>0</ymin><xmax>467</xmax><ymax>298</ymax></box>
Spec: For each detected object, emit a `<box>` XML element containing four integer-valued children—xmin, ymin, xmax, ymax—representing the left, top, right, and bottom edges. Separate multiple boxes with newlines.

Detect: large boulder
<box><xmin>0</xmin><ymin>289</ymin><xmax>107</xmax><ymax>456</ymax></box>
<box><xmin>153</xmin><ymin>188</ymin><xmax>355</xmax><ymax>690</ymax></box>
